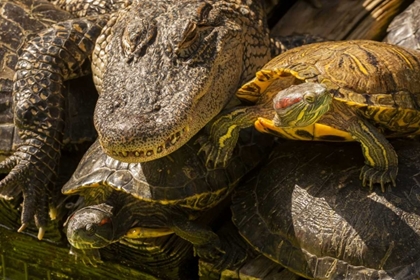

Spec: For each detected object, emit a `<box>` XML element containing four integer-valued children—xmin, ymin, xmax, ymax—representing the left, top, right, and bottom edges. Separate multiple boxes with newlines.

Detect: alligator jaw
<box><xmin>101</xmin><ymin>125</ymin><xmax>191</xmax><ymax>163</ymax></box>
<box><xmin>93</xmin><ymin>1</ymin><xmax>272</xmax><ymax>162</ymax></box>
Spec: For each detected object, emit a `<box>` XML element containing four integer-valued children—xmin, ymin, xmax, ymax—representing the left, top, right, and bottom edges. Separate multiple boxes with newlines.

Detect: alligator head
<box><xmin>93</xmin><ymin>0</ymin><xmax>271</xmax><ymax>162</ymax></box>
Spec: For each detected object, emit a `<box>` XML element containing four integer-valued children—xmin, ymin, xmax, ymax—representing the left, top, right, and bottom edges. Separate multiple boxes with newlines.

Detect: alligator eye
<box><xmin>86</xmin><ymin>224</ymin><xmax>97</xmax><ymax>236</ymax></box>
<box><xmin>178</xmin><ymin>22</ymin><xmax>199</xmax><ymax>50</ymax></box>
<box><xmin>304</xmin><ymin>93</ymin><xmax>316</xmax><ymax>104</ymax></box>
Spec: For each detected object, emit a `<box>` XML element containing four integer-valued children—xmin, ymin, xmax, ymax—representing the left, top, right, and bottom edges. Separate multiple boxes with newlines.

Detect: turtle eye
<box><xmin>86</xmin><ymin>224</ymin><xmax>97</xmax><ymax>236</ymax></box>
<box><xmin>304</xmin><ymin>93</ymin><xmax>316</xmax><ymax>104</ymax></box>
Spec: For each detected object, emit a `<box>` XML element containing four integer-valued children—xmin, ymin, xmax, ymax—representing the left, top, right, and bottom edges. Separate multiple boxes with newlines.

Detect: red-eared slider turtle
<box><xmin>62</xmin><ymin>126</ymin><xmax>273</xmax><ymax>263</ymax></box>
<box><xmin>231</xmin><ymin>139</ymin><xmax>420</xmax><ymax>279</ymax></box>
<box><xmin>384</xmin><ymin>0</ymin><xmax>420</xmax><ymax>51</ymax></box>
<box><xmin>0</xmin><ymin>0</ymin><xmax>98</xmax><ymax>239</ymax></box>
<box><xmin>203</xmin><ymin>40</ymin><xmax>420</xmax><ymax>191</ymax></box>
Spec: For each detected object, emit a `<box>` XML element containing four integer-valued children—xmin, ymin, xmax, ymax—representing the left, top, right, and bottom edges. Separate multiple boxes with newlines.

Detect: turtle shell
<box><xmin>62</xmin><ymin>127</ymin><xmax>273</xmax><ymax>211</ymax></box>
<box><xmin>238</xmin><ymin>40</ymin><xmax>420</xmax><ymax>133</ymax></box>
<box><xmin>231</xmin><ymin>139</ymin><xmax>420</xmax><ymax>279</ymax></box>
<box><xmin>0</xmin><ymin>0</ymin><xmax>97</xmax><ymax>160</ymax></box>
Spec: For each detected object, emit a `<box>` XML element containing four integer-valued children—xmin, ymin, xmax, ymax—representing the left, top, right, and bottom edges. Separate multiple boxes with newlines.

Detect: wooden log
<box><xmin>271</xmin><ymin>0</ymin><xmax>413</xmax><ymax>40</ymax></box>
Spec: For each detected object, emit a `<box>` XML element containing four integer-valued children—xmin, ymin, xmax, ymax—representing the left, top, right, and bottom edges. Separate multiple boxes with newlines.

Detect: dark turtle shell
<box><xmin>232</xmin><ymin>139</ymin><xmax>420</xmax><ymax>279</ymax></box>
<box><xmin>0</xmin><ymin>0</ymin><xmax>97</xmax><ymax>160</ymax></box>
<box><xmin>63</xmin><ymin>127</ymin><xmax>273</xmax><ymax>211</ymax></box>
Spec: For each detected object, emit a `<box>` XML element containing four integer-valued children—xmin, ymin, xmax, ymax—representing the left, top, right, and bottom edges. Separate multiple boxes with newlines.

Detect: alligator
<box><xmin>0</xmin><ymin>0</ymin><xmax>306</xmax><ymax>238</ymax></box>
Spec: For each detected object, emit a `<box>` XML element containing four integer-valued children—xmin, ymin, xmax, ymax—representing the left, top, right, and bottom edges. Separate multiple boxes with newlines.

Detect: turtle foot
<box><xmin>0</xmin><ymin>143</ymin><xmax>59</xmax><ymax>238</ymax></box>
<box><xmin>360</xmin><ymin>165</ymin><xmax>398</xmax><ymax>192</ymax></box>
<box><xmin>197</xmin><ymin>139</ymin><xmax>233</xmax><ymax>169</ymax></box>
<box><xmin>196</xmin><ymin>130</ymin><xmax>237</xmax><ymax>170</ymax></box>
<box><xmin>194</xmin><ymin>240</ymin><xmax>225</xmax><ymax>262</ymax></box>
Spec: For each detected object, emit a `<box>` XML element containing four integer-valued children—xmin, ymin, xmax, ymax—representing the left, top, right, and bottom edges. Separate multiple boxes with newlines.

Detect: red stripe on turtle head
<box><xmin>99</xmin><ymin>217</ymin><xmax>112</xmax><ymax>226</ymax></box>
<box><xmin>274</xmin><ymin>96</ymin><xmax>302</xmax><ymax>110</ymax></box>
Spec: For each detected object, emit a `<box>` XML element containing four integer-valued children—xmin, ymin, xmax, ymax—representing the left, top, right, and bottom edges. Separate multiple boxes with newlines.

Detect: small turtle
<box><xmin>231</xmin><ymin>139</ymin><xmax>420</xmax><ymax>279</ymax></box>
<box><xmin>62</xmin><ymin>127</ymin><xmax>273</xmax><ymax>262</ymax></box>
<box><xmin>203</xmin><ymin>40</ymin><xmax>420</xmax><ymax>191</ymax></box>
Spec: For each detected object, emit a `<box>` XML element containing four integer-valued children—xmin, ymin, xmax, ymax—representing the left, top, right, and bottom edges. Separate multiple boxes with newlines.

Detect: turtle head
<box><xmin>65</xmin><ymin>204</ymin><xmax>115</xmax><ymax>250</ymax></box>
<box><xmin>272</xmin><ymin>82</ymin><xmax>331</xmax><ymax>127</ymax></box>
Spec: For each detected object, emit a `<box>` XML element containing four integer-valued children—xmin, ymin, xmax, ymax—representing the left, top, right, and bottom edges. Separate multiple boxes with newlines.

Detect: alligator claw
<box><xmin>17</xmin><ymin>223</ymin><xmax>28</xmax><ymax>233</ymax></box>
<box><xmin>0</xmin><ymin>143</ymin><xmax>59</xmax><ymax>239</ymax></box>
<box><xmin>37</xmin><ymin>227</ymin><xmax>46</xmax><ymax>240</ymax></box>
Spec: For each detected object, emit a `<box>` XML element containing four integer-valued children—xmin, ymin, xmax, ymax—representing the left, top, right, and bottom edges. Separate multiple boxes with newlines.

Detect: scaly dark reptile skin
<box><xmin>0</xmin><ymin>0</ymin><xmax>282</xmax><ymax>238</ymax></box>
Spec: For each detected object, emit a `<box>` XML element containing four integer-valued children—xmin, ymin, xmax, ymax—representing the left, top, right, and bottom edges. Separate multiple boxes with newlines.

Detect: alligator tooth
<box><xmin>122</xmin><ymin>151</ymin><xmax>128</xmax><ymax>157</ymax></box>
<box><xmin>157</xmin><ymin>146</ymin><xmax>163</xmax><ymax>153</ymax></box>
<box><xmin>146</xmin><ymin>150</ymin><xmax>153</xmax><ymax>156</ymax></box>
<box><xmin>135</xmin><ymin>151</ymin><xmax>140</xmax><ymax>157</ymax></box>
<box><xmin>171</xmin><ymin>136</ymin><xmax>177</xmax><ymax>144</ymax></box>
<box><xmin>165</xmin><ymin>140</ymin><xmax>172</xmax><ymax>149</ymax></box>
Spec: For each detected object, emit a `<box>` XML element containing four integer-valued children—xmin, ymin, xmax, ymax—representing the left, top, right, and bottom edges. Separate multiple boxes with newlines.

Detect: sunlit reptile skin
<box><xmin>246</xmin><ymin>40</ymin><xmax>420</xmax><ymax>134</ymax></box>
<box><xmin>0</xmin><ymin>0</ymin><xmax>284</xmax><ymax>239</ymax></box>
<box><xmin>92</xmin><ymin>0</ymin><xmax>273</xmax><ymax>163</ymax></box>
<box><xmin>249</xmin><ymin>40</ymin><xmax>420</xmax><ymax>190</ymax></box>
<box><xmin>0</xmin><ymin>0</ymin><xmax>99</xmax><ymax>238</ymax></box>
<box><xmin>62</xmin><ymin>126</ymin><xmax>273</xmax><ymax>263</ymax></box>
<box><xmin>206</xmin><ymin>40</ymin><xmax>420</xmax><ymax>191</ymax></box>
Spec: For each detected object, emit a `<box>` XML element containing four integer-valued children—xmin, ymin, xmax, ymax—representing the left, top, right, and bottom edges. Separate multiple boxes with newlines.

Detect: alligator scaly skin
<box><xmin>0</xmin><ymin>0</ymin><xmax>273</xmax><ymax>237</ymax></box>
<box><xmin>92</xmin><ymin>0</ymin><xmax>273</xmax><ymax>163</ymax></box>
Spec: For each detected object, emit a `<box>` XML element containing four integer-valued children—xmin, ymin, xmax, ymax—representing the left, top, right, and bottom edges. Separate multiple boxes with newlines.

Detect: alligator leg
<box><xmin>0</xmin><ymin>17</ymin><xmax>108</xmax><ymax>239</ymax></box>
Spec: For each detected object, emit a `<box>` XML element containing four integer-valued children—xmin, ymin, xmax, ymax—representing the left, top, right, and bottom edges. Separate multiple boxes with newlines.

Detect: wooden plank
<box><xmin>271</xmin><ymin>0</ymin><xmax>413</xmax><ymax>40</ymax></box>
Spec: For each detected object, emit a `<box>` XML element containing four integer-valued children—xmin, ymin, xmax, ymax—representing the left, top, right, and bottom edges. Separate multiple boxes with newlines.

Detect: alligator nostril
<box><xmin>153</xmin><ymin>104</ymin><xmax>161</xmax><ymax>111</ymax></box>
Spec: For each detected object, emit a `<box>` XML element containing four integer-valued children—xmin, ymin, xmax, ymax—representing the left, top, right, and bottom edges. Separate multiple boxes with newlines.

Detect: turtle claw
<box><xmin>198</xmin><ymin>140</ymin><xmax>232</xmax><ymax>169</ymax></box>
<box><xmin>360</xmin><ymin>165</ymin><xmax>398</xmax><ymax>192</ymax></box>
<box><xmin>197</xmin><ymin>131</ymin><xmax>238</xmax><ymax>169</ymax></box>
<box><xmin>194</xmin><ymin>243</ymin><xmax>225</xmax><ymax>262</ymax></box>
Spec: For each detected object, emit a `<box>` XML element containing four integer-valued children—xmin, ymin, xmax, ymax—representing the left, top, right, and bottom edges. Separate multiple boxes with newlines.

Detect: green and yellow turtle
<box><xmin>202</xmin><ymin>40</ymin><xmax>420</xmax><ymax>191</ymax></box>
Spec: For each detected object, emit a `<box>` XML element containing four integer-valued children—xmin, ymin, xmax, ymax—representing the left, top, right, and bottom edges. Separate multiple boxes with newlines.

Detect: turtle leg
<box><xmin>0</xmin><ymin>17</ymin><xmax>108</xmax><ymax>239</ymax></box>
<box><xmin>170</xmin><ymin>218</ymin><xmax>224</xmax><ymax>262</ymax></box>
<box><xmin>348</xmin><ymin>117</ymin><xmax>398</xmax><ymax>192</ymax></box>
<box><xmin>199</xmin><ymin>104</ymin><xmax>274</xmax><ymax>168</ymax></box>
